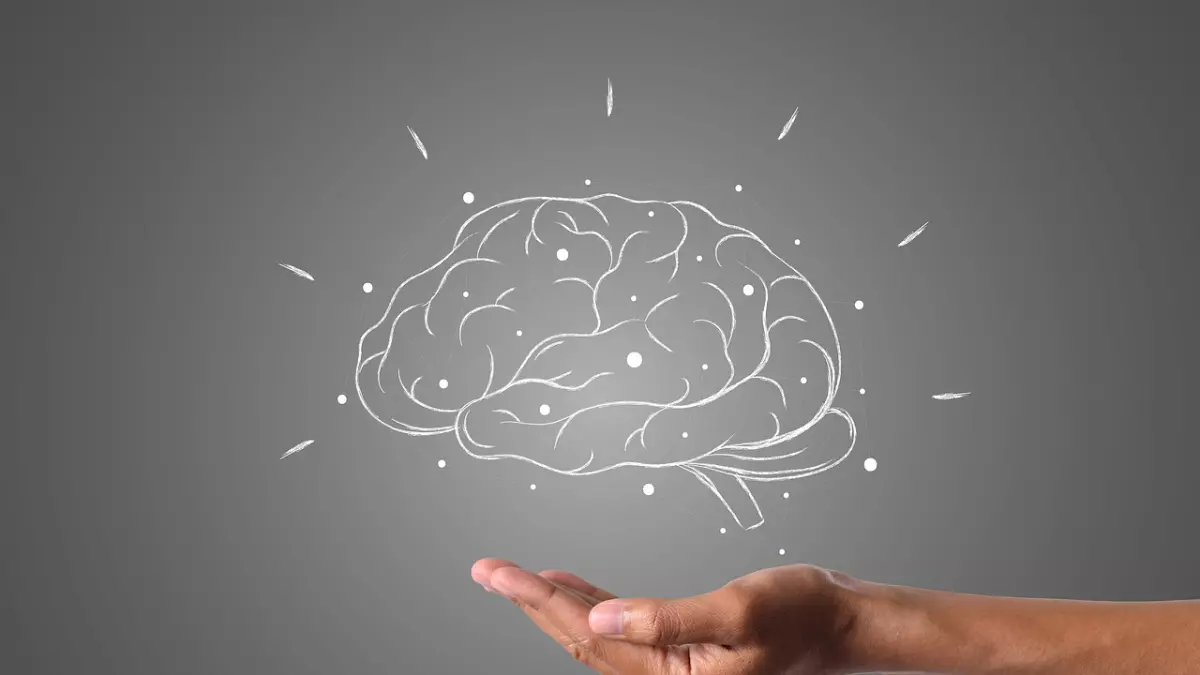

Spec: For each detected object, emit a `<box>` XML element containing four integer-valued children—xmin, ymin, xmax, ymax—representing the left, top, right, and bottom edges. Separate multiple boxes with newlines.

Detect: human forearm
<box><xmin>842</xmin><ymin>578</ymin><xmax>1200</xmax><ymax>675</ymax></box>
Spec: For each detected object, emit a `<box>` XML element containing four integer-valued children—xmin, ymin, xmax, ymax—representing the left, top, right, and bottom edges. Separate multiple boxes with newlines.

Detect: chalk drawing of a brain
<box><xmin>356</xmin><ymin>194</ymin><xmax>856</xmax><ymax>529</ymax></box>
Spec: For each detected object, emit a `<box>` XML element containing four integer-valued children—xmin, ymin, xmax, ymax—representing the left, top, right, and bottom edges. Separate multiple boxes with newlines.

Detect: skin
<box><xmin>471</xmin><ymin>558</ymin><xmax>1200</xmax><ymax>674</ymax></box>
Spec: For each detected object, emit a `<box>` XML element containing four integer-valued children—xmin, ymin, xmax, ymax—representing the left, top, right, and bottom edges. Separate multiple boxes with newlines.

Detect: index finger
<box><xmin>491</xmin><ymin>566</ymin><xmax>657</xmax><ymax>674</ymax></box>
<box><xmin>539</xmin><ymin>569</ymin><xmax>618</xmax><ymax>602</ymax></box>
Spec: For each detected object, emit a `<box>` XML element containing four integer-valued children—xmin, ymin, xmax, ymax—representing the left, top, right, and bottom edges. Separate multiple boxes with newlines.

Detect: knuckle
<box><xmin>645</xmin><ymin>603</ymin><xmax>680</xmax><ymax>643</ymax></box>
<box><xmin>716</xmin><ymin>583</ymin><xmax>758</xmax><ymax>641</ymax></box>
<box><xmin>720</xmin><ymin>579</ymin><xmax>757</xmax><ymax>607</ymax></box>
<box><xmin>564</xmin><ymin>639</ymin><xmax>599</xmax><ymax>667</ymax></box>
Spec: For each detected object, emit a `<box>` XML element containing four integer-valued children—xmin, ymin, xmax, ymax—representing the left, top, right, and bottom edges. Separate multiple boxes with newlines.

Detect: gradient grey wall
<box><xmin>14</xmin><ymin>2</ymin><xmax>1200</xmax><ymax>673</ymax></box>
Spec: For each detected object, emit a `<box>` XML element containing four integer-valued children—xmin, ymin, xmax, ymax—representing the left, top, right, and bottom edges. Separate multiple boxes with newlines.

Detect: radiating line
<box><xmin>606</xmin><ymin>78</ymin><xmax>613</xmax><ymax>117</ymax></box>
<box><xmin>277</xmin><ymin>263</ymin><xmax>314</xmax><ymax>281</ymax></box>
<box><xmin>407</xmin><ymin>125</ymin><xmax>428</xmax><ymax>159</ymax></box>
<box><xmin>933</xmin><ymin>392</ymin><xmax>970</xmax><ymax>400</ymax></box>
<box><xmin>777</xmin><ymin>106</ymin><xmax>799</xmax><ymax>140</ymax></box>
<box><xmin>280</xmin><ymin>439</ymin><xmax>314</xmax><ymax>459</ymax></box>
<box><xmin>898</xmin><ymin>221</ymin><xmax>929</xmax><ymax>248</ymax></box>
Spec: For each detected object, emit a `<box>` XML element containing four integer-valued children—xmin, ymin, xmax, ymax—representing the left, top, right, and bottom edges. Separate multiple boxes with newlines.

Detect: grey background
<box><xmin>11</xmin><ymin>1</ymin><xmax>1200</xmax><ymax>673</ymax></box>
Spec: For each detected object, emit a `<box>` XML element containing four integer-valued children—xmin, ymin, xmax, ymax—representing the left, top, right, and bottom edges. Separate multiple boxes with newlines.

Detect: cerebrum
<box><xmin>356</xmin><ymin>194</ymin><xmax>856</xmax><ymax>529</ymax></box>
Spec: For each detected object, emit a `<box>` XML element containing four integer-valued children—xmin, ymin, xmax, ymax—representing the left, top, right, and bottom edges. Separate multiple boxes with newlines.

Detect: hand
<box><xmin>470</xmin><ymin>558</ymin><xmax>875</xmax><ymax>674</ymax></box>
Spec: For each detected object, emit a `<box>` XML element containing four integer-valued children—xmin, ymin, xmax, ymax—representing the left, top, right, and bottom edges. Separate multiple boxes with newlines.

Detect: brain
<box><xmin>356</xmin><ymin>194</ymin><xmax>856</xmax><ymax>529</ymax></box>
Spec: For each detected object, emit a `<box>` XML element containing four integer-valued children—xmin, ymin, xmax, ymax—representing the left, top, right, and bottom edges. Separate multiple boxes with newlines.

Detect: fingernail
<box><xmin>478</xmin><ymin>580</ymin><xmax>497</xmax><ymax>593</ymax></box>
<box><xmin>589</xmin><ymin>601</ymin><xmax>626</xmax><ymax>635</ymax></box>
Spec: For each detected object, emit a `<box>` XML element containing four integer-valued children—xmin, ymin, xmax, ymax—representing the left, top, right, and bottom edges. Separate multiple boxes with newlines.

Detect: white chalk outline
<box><xmin>355</xmin><ymin>194</ymin><xmax>855</xmax><ymax>530</ymax></box>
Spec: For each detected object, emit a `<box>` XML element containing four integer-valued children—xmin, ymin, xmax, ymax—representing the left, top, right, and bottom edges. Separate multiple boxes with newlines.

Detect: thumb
<box><xmin>588</xmin><ymin>588</ymin><xmax>747</xmax><ymax>646</ymax></box>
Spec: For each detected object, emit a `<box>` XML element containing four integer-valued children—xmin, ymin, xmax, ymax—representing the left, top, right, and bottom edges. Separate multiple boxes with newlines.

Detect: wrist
<box><xmin>828</xmin><ymin>575</ymin><xmax>991</xmax><ymax>674</ymax></box>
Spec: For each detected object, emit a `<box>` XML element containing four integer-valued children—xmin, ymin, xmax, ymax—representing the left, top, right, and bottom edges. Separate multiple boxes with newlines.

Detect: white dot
<box><xmin>702</xmin><ymin>363</ymin><xmax>709</xmax><ymax>370</ymax></box>
<box><xmin>859</xmin><ymin>388</ymin><xmax>866</xmax><ymax>395</ymax></box>
<box><xmin>516</xmin><ymin>329</ymin><xmax>523</xmax><ymax>337</ymax></box>
<box><xmin>855</xmin><ymin>300</ymin><xmax>864</xmax><ymax>310</ymax></box>
<box><xmin>696</xmin><ymin>255</ymin><xmax>703</xmax><ymax>262</ymax></box>
<box><xmin>539</xmin><ymin>404</ymin><xmax>550</xmax><ymax>416</ymax></box>
<box><xmin>337</xmin><ymin>394</ymin><xmax>347</xmax><ymax>405</ymax></box>
<box><xmin>719</xmin><ymin>527</ymin><xmax>727</xmax><ymax>534</ymax></box>
<box><xmin>439</xmin><ymin>379</ymin><xmax>448</xmax><ymax>389</ymax></box>
<box><xmin>584</xmin><ymin>178</ymin><xmax>591</xmax><ymax>186</ymax></box>
<box><xmin>783</xmin><ymin>492</ymin><xmax>790</xmax><ymax>499</ymax></box>
<box><xmin>648</xmin><ymin>210</ymin><xmax>655</xmax><ymax>218</ymax></box>
<box><xmin>463</xmin><ymin>191</ymin><xmax>475</xmax><ymax>204</ymax></box>
<box><xmin>864</xmin><ymin>457</ymin><xmax>878</xmax><ymax>472</ymax></box>
<box><xmin>462</xmin><ymin>291</ymin><xmax>470</xmax><ymax>298</ymax></box>
<box><xmin>530</xmin><ymin>483</ymin><xmax>537</xmax><ymax>490</ymax></box>
<box><xmin>437</xmin><ymin>459</ymin><xmax>446</xmax><ymax>468</ymax></box>
<box><xmin>794</xmin><ymin>239</ymin><xmax>800</xmax><ymax>245</ymax></box>
<box><xmin>642</xmin><ymin>483</ymin><xmax>655</xmax><ymax>496</ymax></box>
<box><xmin>742</xmin><ymin>284</ymin><xmax>755</xmax><ymax>296</ymax></box>
<box><xmin>735</xmin><ymin>184</ymin><xmax>743</xmax><ymax>192</ymax></box>
<box><xmin>362</xmin><ymin>282</ymin><xmax>373</xmax><ymax>293</ymax></box>
<box><xmin>779</xmin><ymin>548</ymin><xmax>786</xmax><ymax>556</ymax></box>
<box><xmin>557</xmin><ymin>248</ymin><xmax>569</xmax><ymax>261</ymax></box>
<box><xmin>626</xmin><ymin>351</ymin><xmax>643</xmax><ymax>368</ymax></box>
<box><xmin>800</xmin><ymin>376</ymin><xmax>808</xmax><ymax>384</ymax></box>
<box><xmin>681</xmin><ymin>431</ymin><xmax>689</xmax><ymax>439</ymax></box>
<box><xmin>630</xmin><ymin>295</ymin><xmax>637</xmax><ymax>302</ymax></box>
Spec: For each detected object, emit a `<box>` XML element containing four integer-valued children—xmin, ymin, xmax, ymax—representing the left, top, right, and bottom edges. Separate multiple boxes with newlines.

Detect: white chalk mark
<box><xmin>463</xmin><ymin>191</ymin><xmax>475</xmax><ymax>204</ymax></box>
<box><xmin>407</xmin><ymin>126</ymin><xmax>428</xmax><ymax>160</ymax></box>
<box><xmin>362</xmin><ymin>282</ymin><xmax>374</xmax><ymax>293</ymax></box>
<box><xmin>933</xmin><ymin>392</ymin><xmax>971</xmax><ymax>400</ymax></box>
<box><xmin>353</xmin><ymin>192</ymin><xmax>854</xmax><ymax>531</ymax></box>
<box><xmin>898</xmin><ymin>221</ymin><xmax>929</xmax><ymax>248</ymax></box>
<box><xmin>626</xmin><ymin>351</ymin><xmax>642</xmax><ymax>368</ymax></box>
<box><xmin>337</xmin><ymin>394</ymin><xmax>347</xmax><ymax>405</ymax></box>
<box><xmin>280</xmin><ymin>439</ymin><xmax>314</xmax><ymax>460</ymax></box>
<box><xmin>277</xmin><ymin>263</ymin><xmax>314</xmax><ymax>281</ymax></box>
<box><xmin>864</xmin><ymin>457</ymin><xmax>878</xmax><ymax>472</ymax></box>
<box><xmin>642</xmin><ymin>483</ymin><xmax>654</xmax><ymax>496</ymax></box>
<box><xmin>777</xmin><ymin>106</ymin><xmax>799</xmax><ymax>141</ymax></box>
<box><xmin>854</xmin><ymin>300</ymin><xmax>864</xmax><ymax>310</ymax></box>
<box><xmin>438</xmin><ymin>459</ymin><xmax>446</xmax><ymax>468</ymax></box>
<box><xmin>606</xmin><ymin>78</ymin><xmax>613</xmax><ymax>116</ymax></box>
